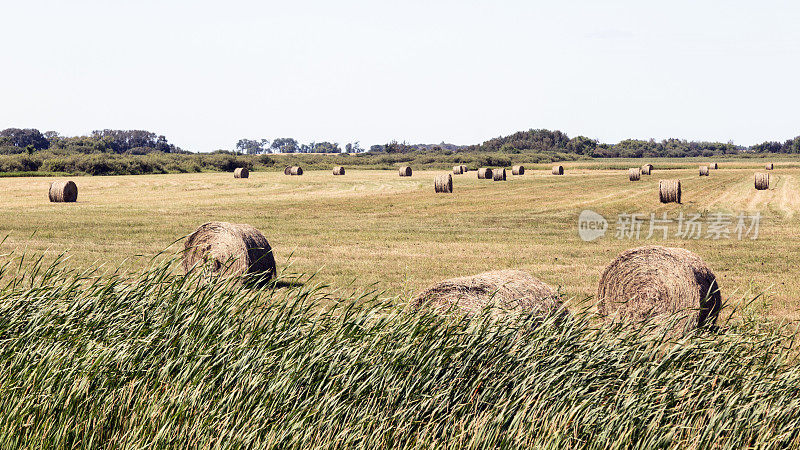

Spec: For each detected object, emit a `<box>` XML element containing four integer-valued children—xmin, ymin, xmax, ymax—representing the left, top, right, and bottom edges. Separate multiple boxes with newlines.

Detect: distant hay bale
<box><xmin>461</xmin><ymin>165</ymin><xmax>468</xmax><ymax>173</ymax></box>
<box><xmin>290</xmin><ymin>166</ymin><xmax>303</xmax><ymax>176</ymax></box>
<box><xmin>411</xmin><ymin>270</ymin><xmax>568</xmax><ymax>320</ymax></box>
<box><xmin>628</xmin><ymin>168</ymin><xmax>641</xmax><ymax>181</ymax></box>
<box><xmin>641</xmin><ymin>164</ymin><xmax>653</xmax><ymax>175</ymax></box>
<box><xmin>552</xmin><ymin>165</ymin><xmax>564</xmax><ymax>175</ymax></box>
<box><xmin>512</xmin><ymin>165</ymin><xmax>525</xmax><ymax>175</ymax></box>
<box><xmin>182</xmin><ymin>221</ymin><xmax>276</xmax><ymax>282</ymax></box>
<box><xmin>709</xmin><ymin>162</ymin><xmax>718</xmax><ymax>169</ymax></box>
<box><xmin>699</xmin><ymin>166</ymin><xmax>709</xmax><ymax>176</ymax></box>
<box><xmin>453</xmin><ymin>165</ymin><xmax>464</xmax><ymax>175</ymax></box>
<box><xmin>755</xmin><ymin>172</ymin><xmax>770</xmax><ymax>190</ymax></box>
<box><xmin>234</xmin><ymin>168</ymin><xmax>249</xmax><ymax>178</ymax></box>
<box><xmin>659</xmin><ymin>179</ymin><xmax>681</xmax><ymax>203</ymax></box>
<box><xmin>434</xmin><ymin>173</ymin><xmax>453</xmax><ymax>193</ymax></box>
<box><xmin>398</xmin><ymin>166</ymin><xmax>412</xmax><ymax>177</ymax></box>
<box><xmin>765</xmin><ymin>163</ymin><xmax>774</xmax><ymax>170</ymax></box>
<box><xmin>48</xmin><ymin>180</ymin><xmax>78</xmax><ymax>203</ymax></box>
<box><xmin>333</xmin><ymin>166</ymin><xmax>345</xmax><ymax>176</ymax></box>
<box><xmin>493</xmin><ymin>168</ymin><xmax>507</xmax><ymax>181</ymax></box>
<box><xmin>477</xmin><ymin>168</ymin><xmax>493</xmax><ymax>179</ymax></box>
<box><xmin>284</xmin><ymin>166</ymin><xmax>292</xmax><ymax>175</ymax></box>
<box><xmin>597</xmin><ymin>246</ymin><xmax>722</xmax><ymax>330</ymax></box>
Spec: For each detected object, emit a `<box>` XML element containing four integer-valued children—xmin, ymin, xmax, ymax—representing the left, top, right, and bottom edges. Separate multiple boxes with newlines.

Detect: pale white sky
<box><xmin>1</xmin><ymin>0</ymin><xmax>798</xmax><ymax>152</ymax></box>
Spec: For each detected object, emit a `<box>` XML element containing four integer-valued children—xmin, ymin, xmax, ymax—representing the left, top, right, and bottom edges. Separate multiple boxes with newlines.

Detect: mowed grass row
<box><xmin>0</xmin><ymin>165</ymin><xmax>798</xmax><ymax>318</ymax></box>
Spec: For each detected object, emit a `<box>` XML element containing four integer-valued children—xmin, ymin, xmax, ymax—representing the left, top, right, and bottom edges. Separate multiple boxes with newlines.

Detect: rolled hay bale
<box><xmin>48</xmin><ymin>180</ymin><xmax>78</xmax><ymax>203</ymax></box>
<box><xmin>699</xmin><ymin>166</ymin><xmax>709</xmax><ymax>176</ymax></box>
<box><xmin>284</xmin><ymin>166</ymin><xmax>292</xmax><ymax>175</ymax></box>
<box><xmin>434</xmin><ymin>173</ymin><xmax>453</xmax><ymax>193</ymax></box>
<box><xmin>461</xmin><ymin>165</ymin><xmax>468</xmax><ymax>173</ymax></box>
<box><xmin>641</xmin><ymin>164</ymin><xmax>653</xmax><ymax>175</ymax></box>
<box><xmin>659</xmin><ymin>179</ymin><xmax>681</xmax><ymax>203</ymax></box>
<box><xmin>333</xmin><ymin>166</ymin><xmax>345</xmax><ymax>176</ymax></box>
<box><xmin>290</xmin><ymin>166</ymin><xmax>303</xmax><ymax>176</ymax></box>
<box><xmin>411</xmin><ymin>270</ymin><xmax>568</xmax><ymax>320</ymax></box>
<box><xmin>493</xmin><ymin>167</ymin><xmax>507</xmax><ymax>181</ymax></box>
<box><xmin>755</xmin><ymin>172</ymin><xmax>770</xmax><ymax>190</ymax></box>
<box><xmin>765</xmin><ymin>163</ymin><xmax>774</xmax><ymax>170</ymax></box>
<box><xmin>512</xmin><ymin>165</ymin><xmax>525</xmax><ymax>175</ymax></box>
<box><xmin>234</xmin><ymin>168</ymin><xmax>249</xmax><ymax>178</ymax></box>
<box><xmin>628</xmin><ymin>167</ymin><xmax>641</xmax><ymax>181</ymax></box>
<box><xmin>708</xmin><ymin>162</ymin><xmax>718</xmax><ymax>170</ymax></box>
<box><xmin>477</xmin><ymin>168</ymin><xmax>493</xmax><ymax>179</ymax></box>
<box><xmin>182</xmin><ymin>222</ymin><xmax>276</xmax><ymax>282</ymax></box>
<box><xmin>453</xmin><ymin>165</ymin><xmax>464</xmax><ymax>175</ymax></box>
<box><xmin>552</xmin><ymin>165</ymin><xmax>564</xmax><ymax>175</ymax></box>
<box><xmin>597</xmin><ymin>246</ymin><xmax>721</xmax><ymax>330</ymax></box>
<box><xmin>398</xmin><ymin>166</ymin><xmax>412</xmax><ymax>177</ymax></box>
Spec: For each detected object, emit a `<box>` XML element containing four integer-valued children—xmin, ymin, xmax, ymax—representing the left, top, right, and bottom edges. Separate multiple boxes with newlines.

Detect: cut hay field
<box><xmin>1</xmin><ymin>161</ymin><xmax>799</xmax><ymax>319</ymax></box>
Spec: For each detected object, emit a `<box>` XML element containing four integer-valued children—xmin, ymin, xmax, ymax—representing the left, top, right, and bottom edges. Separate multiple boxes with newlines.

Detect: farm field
<box><xmin>2</xmin><ymin>160</ymin><xmax>798</xmax><ymax>320</ymax></box>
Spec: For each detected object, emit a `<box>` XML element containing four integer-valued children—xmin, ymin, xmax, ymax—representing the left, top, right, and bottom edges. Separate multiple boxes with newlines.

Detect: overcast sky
<box><xmin>1</xmin><ymin>0</ymin><xmax>798</xmax><ymax>152</ymax></box>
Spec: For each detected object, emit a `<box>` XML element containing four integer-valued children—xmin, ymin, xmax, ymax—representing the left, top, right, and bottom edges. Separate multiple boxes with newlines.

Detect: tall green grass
<box><xmin>1</xmin><ymin>254</ymin><xmax>799</xmax><ymax>449</ymax></box>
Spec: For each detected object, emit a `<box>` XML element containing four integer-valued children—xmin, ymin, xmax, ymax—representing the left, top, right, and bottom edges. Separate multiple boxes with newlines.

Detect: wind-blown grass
<box><xmin>1</xmin><ymin>255</ymin><xmax>800</xmax><ymax>449</ymax></box>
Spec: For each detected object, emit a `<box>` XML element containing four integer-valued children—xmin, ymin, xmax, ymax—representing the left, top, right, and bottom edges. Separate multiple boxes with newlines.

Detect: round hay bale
<box><xmin>552</xmin><ymin>165</ymin><xmax>564</xmax><ymax>175</ymax></box>
<box><xmin>477</xmin><ymin>168</ymin><xmax>493</xmax><ymax>179</ymax></box>
<box><xmin>708</xmin><ymin>162</ymin><xmax>718</xmax><ymax>170</ymax></box>
<box><xmin>699</xmin><ymin>166</ymin><xmax>709</xmax><ymax>176</ymax></box>
<box><xmin>597</xmin><ymin>246</ymin><xmax>721</xmax><ymax>330</ymax></box>
<box><xmin>48</xmin><ymin>180</ymin><xmax>78</xmax><ymax>203</ymax></box>
<box><xmin>493</xmin><ymin>167</ymin><xmax>507</xmax><ymax>181</ymax></box>
<box><xmin>512</xmin><ymin>165</ymin><xmax>525</xmax><ymax>175</ymax></box>
<box><xmin>290</xmin><ymin>166</ymin><xmax>303</xmax><ymax>176</ymax></box>
<box><xmin>755</xmin><ymin>172</ymin><xmax>770</xmax><ymax>190</ymax></box>
<box><xmin>628</xmin><ymin>167</ymin><xmax>641</xmax><ymax>181</ymax></box>
<box><xmin>434</xmin><ymin>173</ymin><xmax>453</xmax><ymax>193</ymax></box>
<box><xmin>641</xmin><ymin>164</ymin><xmax>653</xmax><ymax>175</ymax></box>
<box><xmin>659</xmin><ymin>179</ymin><xmax>681</xmax><ymax>203</ymax></box>
<box><xmin>284</xmin><ymin>166</ymin><xmax>292</xmax><ymax>175</ymax></box>
<box><xmin>765</xmin><ymin>163</ymin><xmax>774</xmax><ymax>170</ymax></box>
<box><xmin>411</xmin><ymin>270</ymin><xmax>568</xmax><ymax>320</ymax></box>
<box><xmin>333</xmin><ymin>166</ymin><xmax>345</xmax><ymax>176</ymax></box>
<box><xmin>452</xmin><ymin>165</ymin><xmax>464</xmax><ymax>175</ymax></box>
<box><xmin>398</xmin><ymin>166</ymin><xmax>412</xmax><ymax>177</ymax></box>
<box><xmin>182</xmin><ymin>222</ymin><xmax>276</xmax><ymax>281</ymax></box>
<box><xmin>234</xmin><ymin>168</ymin><xmax>249</xmax><ymax>178</ymax></box>
<box><xmin>461</xmin><ymin>165</ymin><xmax>468</xmax><ymax>173</ymax></box>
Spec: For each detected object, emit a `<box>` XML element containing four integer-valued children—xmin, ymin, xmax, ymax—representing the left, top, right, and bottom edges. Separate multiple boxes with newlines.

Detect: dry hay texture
<box><xmin>659</xmin><ymin>179</ymin><xmax>681</xmax><ymax>203</ymax></box>
<box><xmin>333</xmin><ymin>166</ymin><xmax>345</xmax><ymax>176</ymax></box>
<box><xmin>493</xmin><ymin>168</ymin><xmax>507</xmax><ymax>181</ymax></box>
<box><xmin>477</xmin><ymin>168</ymin><xmax>493</xmax><ymax>179</ymax></box>
<box><xmin>182</xmin><ymin>222</ymin><xmax>276</xmax><ymax>281</ymax></box>
<box><xmin>233</xmin><ymin>168</ymin><xmax>249</xmax><ymax>178</ymax></box>
<box><xmin>755</xmin><ymin>172</ymin><xmax>770</xmax><ymax>190</ymax></box>
<box><xmin>398</xmin><ymin>166</ymin><xmax>412</xmax><ymax>177</ymax></box>
<box><xmin>641</xmin><ymin>164</ymin><xmax>653</xmax><ymax>175</ymax></box>
<box><xmin>512</xmin><ymin>165</ymin><xmax>525</xmax><ymax>175</ymax></box>
<box><xmin>628</xmin><ymin>168</ymin><xmax>641</xmax><ymax>181</ymax></box>
<box><xmin>766</xmin><ymin>163</ymin><xmax>774</xmax><ymax>170</ymax></box>
<box><xmin>552</xmin><ymin>165</ymin><xmax>564</xmax><ymax>175</ymax></box>
<box><xmin>452</xmin><ymin>165</ymin><xmax>464</xmax><ymax>175</ymax></box>
<box><xmin>597</xmin><ymin>246</ymin><xmax>721</xmax><ymax>331</ymax></box>
<box><xmin>411</xmin><ymin>270</ymin><xmax>568</xmax><ymax>320</ymax></box>
<box><xmin>284</xmin><ymin>166</ymin><xmax>292</xmax><ymax>175</ymax></box>
<box><xmin>290</xmin><ymin>166</ymin><xmax>303</xmax><ymax>176</ymax></box>
<box><xmin>48</xmin><ymin>180</ymin><xmax>78</xmax><ymax>203</ymax></box>
<box><xmin>461</xmin><ymin>165</ymin><xmax>468</xmax><ymax>173</ymax></box>
<box><xmin>434</xmin><ymin>173</ymin><xmax>453</xmax><ymax>193</ymax></box>
<box><xmin>709</xmin><ymin>162</ymin><xmax>718</xmax><ymax>169</ymax></box>
<box><xmin>699</xmin><ymin>166</ymin><xmax>709</xmax><ymax>176</ymax></box>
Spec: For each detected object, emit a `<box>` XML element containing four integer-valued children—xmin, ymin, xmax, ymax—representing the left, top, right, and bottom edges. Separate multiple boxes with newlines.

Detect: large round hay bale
<box><xmin>434</xmin><ymin>173</ymin><xmax>453</xmax><ymax>193</ymax></box>
<box><xmin>512</xmin><ymin>165</ymin><xmax>525</xmax><ymax>175</ymax></box>
<box><xmin>461</xmin><ymin>165</ymin><xmax>468</xmax><ymax>173</ymax></box>
<box><xmin>284</xmin><ymin>166</ymin><xmax>292</xmax><ymax>175</ymax></box>
<box><xmin>708</xmin><ymin>162</ymin><xmax>718</xmax><ymax>169</ymax></box>
<box><xmin>399</xmin><ymin>166</ymin><xmax>412</xmax><ymax>177</ymax></box>
<box><xmin>493</xmin><ymin>168</ymin><xmax>507</xmax><ymax>181</ymax></box>
<box><xmin>48</xmin><ymin>180</ymin><xmax>78</xmax><ymax>203</ymax></box>
<box><xmin>290</xmin><ymin>166</ymin><xmax>303</xmax><ymax>176</ymax></box>
<box><xmin>659</xmin><ymin>179</ymin><xmax>681</xmax><ymax>203</ymax></box>
<box><xmin>641</xmin><ymin>164</ymin><xmax>653</xmax><ymax>175</ymax></box>
<box><xmin>453</xmin><ymin>165</ymin><xmax>464</xmax><ymax>175</ymax></box>
<box><xmin>182</xmin><ymin>222</ymin><xmax>276</xmax><ymax>281</ymax></box>
<box><xmin>552</xmin><ymin>165</ymin><xmax>564</xmax><ymax>175</ymax></box>
<box><xmin>628</xmin><ymin>168</ymin><xmax>641</xmax><ymax>181</ymax></box>
<box><xmin>477</xmin><ymin>168</ymin><xmax>493</xmax><ymax>179</ymax></box>
<box><xmin>699</xmin><ymin>166</ymin><xmax>709</xmax><ymax>176</ymax></box>
<box><xmin>333</xmin><ymin>166</ymin><xmax>345</xmax><ymax>176</ymax></box>
<box><xmin>597</xmin><ymin>246</ymin><xmax>721</xmax><ymax>330</ymax></box>
<box><xmin>755</xmin><ymin>172</ymin><xmax>770</xmax><ymax>190</ymax></box>
<box><xmin>765</xmin><ymin>163</ymin><xmax>774</xmax><ymax>170</ymax></box>
<box><xmin>411</xmin><ymin>270</ymin><xmax>568</xmax><ymax>320</ymax></box>
<box><xmin>234</xmin><ymin>168</ymin><xmax>249</xmax><ymax>178</ymax></box>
